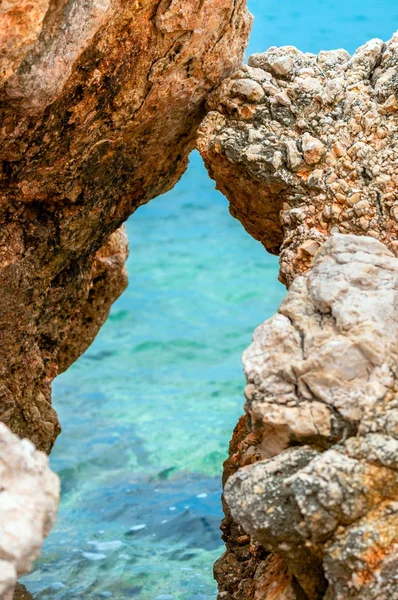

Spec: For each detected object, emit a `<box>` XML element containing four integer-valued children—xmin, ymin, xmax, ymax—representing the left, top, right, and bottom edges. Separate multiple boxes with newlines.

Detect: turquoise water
<box><xmin>23</xmin><ymin>3</ymin><xmax>398</xmax><ymax>599</ymax></box>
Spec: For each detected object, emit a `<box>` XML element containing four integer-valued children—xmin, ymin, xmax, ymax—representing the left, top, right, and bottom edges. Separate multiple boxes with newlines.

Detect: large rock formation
<box><xmin>225</xmin><ymin>234</ymin><xmax>398</xmax><ymax>600</ymax></box>
<box><xmin>0</xmin><ymin>0</ymin><xmax>252</xmax><ymax>452</ymax></box>
<box><xmin>0</xmin><ymin>423</ymin><xmax>60</xmax><ymax>600</ymax></box>
<box><xmin>197</xmin><ymin>34</ymin><xmax>398</xmax><ymax>600</ymax></box>
<box><xmin>198</xmin><ymin>34</ymin><xmax>398</xmax><ymax>286</ymax></box>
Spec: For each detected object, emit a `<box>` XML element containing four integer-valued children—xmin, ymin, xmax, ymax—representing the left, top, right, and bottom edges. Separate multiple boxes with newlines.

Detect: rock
<box><xmin>197</xmin><ymin>32</ymin><xmax>398</xmax><ymax>600</ymax></box>
<box><xmin>57</xmin><ymin>225</ymin><xmax>129</xmax><ymax>374</ymax></box>
<box><xmin>0</xmin><ymin>0</ymin><xmax>50</xmax><ymax>84</ymax></box>
<box><xmin>0</xmin><ymin>423</ymin><xmax>60</xmax><ymax>600</ymax></box>
<box><xmin>198</xmin><ymin>34</ymin><xmax>398</xmax><ymax>286</ymax></box>
<box><xmin>13</xmin><ymin>583</ymin><xmax>33</xmax><ymax>600</ymax></box>
<box><xmin>0</xmin><ymin>0</ymin><xmax>252</xmax><ymax>451</ymax></box>
<box><xmin>232</xmin><ymin>79</ymin><xmax>265</xmax><ymax>102</ymax></box>
<box><xmin>225</xmin><ymin>446</ymin><xmax>327</xmax><ymax>599</ymax></box>
<box><xmin>213</xmin><ymin>416</ymin><xmax>271</xmax><ymax>600</ymax></box>
<box><xmin>223</xmin><ymin>234</ymin><xmax>398</xmax><ymax>600</ymax></box>
<box><xmin>302</xmin><ymin>133</ymin><xmax>325</xmax><ymax>165</ymax></box>
<box><xmin>285</xmin><ymin>141</ymin><xmax>304</xmax><ymax>171</ymax></box>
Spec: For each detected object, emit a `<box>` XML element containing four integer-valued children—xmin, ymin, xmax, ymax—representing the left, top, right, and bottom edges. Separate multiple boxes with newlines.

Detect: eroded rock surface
<box><xmin>198</xmin><ymin>34</ymin><xmax>398</xmax><ymax>286</ymax></box>
<box><xmin>198</xmin><ymin>37</ymin><xmax>398</xmax><ymax>596</ymax></box>
<box><xmin>57</xmin><ymin>225</ymin><xmax>129</xmax><ymax>374</ymax></box>
<box><xmin>223</xmin><ymin>234</ymin><xmax>398</xmax><ymax>600</ymax></box>
<box><xmin>0</xmin><ymin>0</ymin><xmax>252</xmax><ymax>451</ymax></box>
<box><xmin>0</xmin><ymin>423</ymin><xmax>59</xmax><ymax>600</ymax></box>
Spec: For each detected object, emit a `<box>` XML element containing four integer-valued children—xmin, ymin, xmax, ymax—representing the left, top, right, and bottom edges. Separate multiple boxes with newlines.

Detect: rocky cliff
<box><xmin>198</xmin><ymin>34</ymin><xmax>398</xmax><ymax>600</ymax></box>
<box><xmin>0</xmin><ymin>0</ymin><xmax>252</xmax><ymax>452</ymax></box>
<box><xmin>225</xmin><ymin>234</ymin><xmax>398</xmax><ymax>600</ymax></box>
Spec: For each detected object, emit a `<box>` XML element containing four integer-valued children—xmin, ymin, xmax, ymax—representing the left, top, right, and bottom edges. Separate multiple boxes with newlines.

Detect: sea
<box><xmin>22</xmin><ymin>1</ymin><xmax>398</xmax><ymax>598</ymax></box>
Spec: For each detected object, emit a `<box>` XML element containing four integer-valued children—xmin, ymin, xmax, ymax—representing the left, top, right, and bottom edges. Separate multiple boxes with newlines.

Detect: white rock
<box><xmin>285</xmin><ymin>140</ymin><xmax>304</xmax><ymax>171</ymax></box>
<box><xmin>231</xmin><ymin>79</ymin><xmax>264</xmax><ymax>102</ymax></box>
<box><xmin>0</xmin><ymin>424</ymin><xmax>60</xmax><ymax>599</ymax></box>
<box><xmin>243</xmin><ymin>234</ymin><xmax>398</xmax><ymax>453</ymax></box>
<box><xmin>302</xmin><ymin>132</ymin><xmax>325</xmax><ymax>164</ymax></box>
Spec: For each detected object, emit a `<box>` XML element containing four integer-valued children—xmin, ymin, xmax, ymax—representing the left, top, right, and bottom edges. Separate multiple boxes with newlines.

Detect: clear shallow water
<box><xmin>23</xmin><ymin>3</ymin><xmax>398</xmax><ymax>599</ymax></box>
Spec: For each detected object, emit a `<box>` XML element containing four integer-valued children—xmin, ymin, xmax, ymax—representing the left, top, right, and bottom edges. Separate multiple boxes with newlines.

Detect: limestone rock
<box><xmin>57</xmin><ymin>225</ymin><xmax>129</xmax><ymax>374</ymax></box>
<box><xmin>0</xmin><ymin>423</ymin><xmax>60</xmax><ymax>600</ymax></box>
<box><xmin>0</xmin><ymin>0</ymin><xmax>252</xmax><ymax>451</ymax></box>
<box><xmin>0</xmin><ymin>0</ymin><xmax>50</xmax><ymax>84</ymax></box>
<box><xmin>224</xmin><ymin>234</ymin><xmax>398</xmax><ymax>600</ymax></box>
<box><xmin>197</xmin><ymin>34</ymin><xmax>398</xmax><ymax>285</ymax></box>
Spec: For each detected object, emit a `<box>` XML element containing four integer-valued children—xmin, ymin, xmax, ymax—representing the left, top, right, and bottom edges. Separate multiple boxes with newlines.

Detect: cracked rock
<box><xmin>198</xmin><ymin>33</ymin><xmax>398</xmax><ymax>286</ymax></box>
<box><xmin>0</xmin><ymin>0</ymin><xmax>252</xmax><ymax>451</ymax></box>
<box><xmin>223</xmin><ymin>234</ymin><xmax>398</xmax><ymax>600</ymax></box>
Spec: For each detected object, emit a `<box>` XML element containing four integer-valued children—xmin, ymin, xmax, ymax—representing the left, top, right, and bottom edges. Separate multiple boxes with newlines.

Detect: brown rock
<box><xmin>0</xmin><ymin>0</ymin><xmax>252</xmax><ymax>452</ymax></box>
<box><xmin>57</xmin><ymin>225</ymin><xmax>129</xmax><ymax>374</ymax></box>
<box><xmin>13</xmin><ymin>583</ymin><xmax>33</xmax><ymax>600</ymax></box>
<box><xmin>215</xmin><ymin>416</ymin><xmax>271</xmax><ymax>600</ymax></box>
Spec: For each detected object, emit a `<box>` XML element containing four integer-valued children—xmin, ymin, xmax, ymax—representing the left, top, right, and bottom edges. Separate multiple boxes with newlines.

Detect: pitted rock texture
<box><xmin>57</xmin><ymin>225</ymin><xmax>129</xmax><ymax>374</ymax></box>
<box><xmin>0</xmin><ymin>423</ymin><xmax>59</xmax><ymax>600</ymax></box>
<box><xmin>197</xmin><ymin>34</ymin><xmax>398</xmax><ymax>286</ymax></box>
<box><xmin>0</xmin><ymin>0</ymin><xmax>252</xmax><ymax>451</ymax></box>
<box><xmin>224</xmin><ymin>234</ymin><xmax>398</xmax><ymax>600</ymax></box>
<box><xmin>216</xmin><ymin>416</ymin><xmax>304</xmax><ymax>600</ymax></box>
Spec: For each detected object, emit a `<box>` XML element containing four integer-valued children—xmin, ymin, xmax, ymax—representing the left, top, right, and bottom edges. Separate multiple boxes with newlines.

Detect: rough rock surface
<box><xmin>13</xmin><ymin>583</ymin><xmax>33</xmax><ymax>600</ymax></box>
<box><xmin>214</xmin><ymin>416</ymin><xmax>270</xmax><ymax>599</ymax></box>
<box><xmin>0</xmin><ymin>0</ymin><xmax>252</xmax><ymax>451</ymax></box>
<box><xmin>0</xmin><ymin>423</ymin><xmax>60</xmax><ymax>600</ymax></box>
<box><xmin>223</xmin><ymin>234</ymin><xmax>398</xmax><ymax>600</ymax></box>
<box><xmin>57</xmin><ymin>225</ymin><xmax>129</xmax><ymax>374</ymax></box>
<box><xmin>198</xmin><ymin>34</ymin><xmax>398</xmax><ymax>286</ymax></box>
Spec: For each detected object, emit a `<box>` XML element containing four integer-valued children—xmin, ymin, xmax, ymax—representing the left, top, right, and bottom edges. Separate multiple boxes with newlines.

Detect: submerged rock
<box><xmin>0</xmin><ymin>423</ymin><xmax>59</xmax><ymax>600</ymax></box>
<box><xmin>13</xmin><ymin>583</ymin><xmax>33</xmax><ymax>599</ymax></box>
<box><xmin>0</xmin><ymin>0</ymin><xmax>252</xmax><ymax>452</ymax></box>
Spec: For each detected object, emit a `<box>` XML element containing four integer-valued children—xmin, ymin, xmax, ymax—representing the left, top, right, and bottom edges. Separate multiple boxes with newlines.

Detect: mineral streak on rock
<box><xmin>0</xmin><ymin>0</ymin><xmax>252</xmax><ymax>451</ymax></box>
<box><xmin>223</xmin><ymin>234</ymin><xmax>398</xmax><ymax>600</ymax></box>
<box><xmin>197</xmin><ymin>35</ymin><xmax>398</xmax><ymax>286</ymax></box>
<box><xmin>0</xmin><ymin>423</ymin><xmax>60</xmax><ymax>600</ymax></box>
